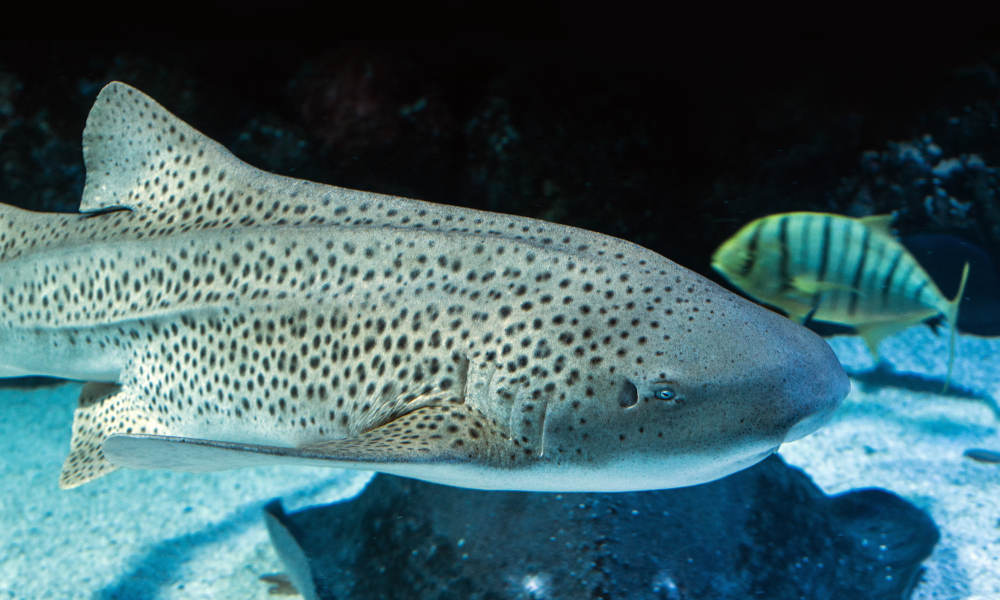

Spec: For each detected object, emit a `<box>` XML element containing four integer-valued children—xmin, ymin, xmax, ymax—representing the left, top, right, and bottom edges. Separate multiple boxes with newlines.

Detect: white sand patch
<box><xmin>0</xmin><ymin>382</ymin><xmax>370</xmax><ymax>599</ymax></box>
<box><xmin>781</xmin><ymin>327</ymin><xmax>1000</xmax><ymax>599</ymax></box>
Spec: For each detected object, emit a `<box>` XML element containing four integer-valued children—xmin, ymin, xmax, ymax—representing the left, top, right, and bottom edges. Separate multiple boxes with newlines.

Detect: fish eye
<box><xmin>654</xmin><ymin>387</ymin><xmax>676</xmax><ymax>401</ymax></box>
<box><xmin>619</xmin><ymin>380</ymin><xmax>639</xmax><ymax>408</ymax></box>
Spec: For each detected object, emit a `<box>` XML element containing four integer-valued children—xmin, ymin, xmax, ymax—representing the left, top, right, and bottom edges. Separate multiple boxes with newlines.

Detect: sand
<box><xmin>781</xmin><ymin>327</ymin><xmax>1000</xmax><ymax>600</ymax></box>
<box><xmin>0</xmin><ymin>382</ymin><xmax>370</xmax><ymax>599</ymax></box>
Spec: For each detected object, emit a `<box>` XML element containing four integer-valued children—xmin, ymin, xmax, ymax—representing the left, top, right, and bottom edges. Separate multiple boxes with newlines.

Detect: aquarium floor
<box><xmin>782</xmin><ymin>327</ymin><xmax>1000</xmax><ymax>600</ymax></box>
<box><xmin>1</xmin><ymin>326</ymin><xmax>997</xmax><ymax>599</ymax></box>
<box><xmin>0</xmin><ymin>384</ymin><xmax>371</xmax><ymax>600</ymax></box>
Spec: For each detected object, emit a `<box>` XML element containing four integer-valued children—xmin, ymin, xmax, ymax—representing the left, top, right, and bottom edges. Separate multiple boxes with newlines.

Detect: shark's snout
<box><xmin>771</xmin><ymin>317</ymin><xmax>850</xmax><ymax>443</ymax></box>
<box><xmin>784</xmin><ymin>405</ymin><xmax>833</xmax><ymax>442</ymax></box>
<box><xmin>676</xmin><ymin>291</ymin><xmax>850</xmax><ymax>465</ymax></box>
<box><xmin>785</xmin><ymin>364</ymin><xmax>851</xmax><ymax>442</ymax></box>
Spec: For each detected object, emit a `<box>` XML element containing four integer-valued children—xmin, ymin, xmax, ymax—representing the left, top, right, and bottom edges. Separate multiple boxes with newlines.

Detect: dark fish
<box><xmin>963</xmin><ymin>448</ymin><xmax>1000</xmax><ymax>464</ymax></box>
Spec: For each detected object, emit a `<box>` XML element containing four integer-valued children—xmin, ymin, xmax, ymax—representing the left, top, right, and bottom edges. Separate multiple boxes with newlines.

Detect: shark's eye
<box><xmin>654</xmin><ymin>387</ymin><xmax>676</xmax><ymax>401</ymax></box>
<box><xmin>619</xmin><ymin>381</ymin><xmax>638</xmax><ymax>408</ymax></box>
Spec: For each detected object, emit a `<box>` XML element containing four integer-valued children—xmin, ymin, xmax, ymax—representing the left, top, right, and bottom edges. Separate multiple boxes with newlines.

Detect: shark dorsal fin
<box><xmin>81</xmin><ymin>82</ymin><xmax>356</xmax><ymax>229</ymax></box>
<box><xmin>79</xmin><ymin>82</ymin><xmax>639</xmax><ymax>264</ymax></box>
<box><xmin>81</xmin><ymin>81</ymin><xmax>240</xmax><ymax>214</ymax></box>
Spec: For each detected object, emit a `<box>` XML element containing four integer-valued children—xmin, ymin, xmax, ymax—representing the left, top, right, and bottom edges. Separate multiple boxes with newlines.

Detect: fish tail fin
<box><xmin>943</xmin><ymin>262</ymin><xmax>970</xmax><ymax>392</ymax></box>
<box><xmin>60</xmin><ymin>383</ymin><xmax>157</xmax><ymax>489</ymax></box>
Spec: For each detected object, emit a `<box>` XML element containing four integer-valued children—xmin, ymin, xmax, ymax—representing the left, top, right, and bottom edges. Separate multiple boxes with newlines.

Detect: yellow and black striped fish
<box><xmin>711</xmin><ymin>211</ymin><xmax>969</xmax><ymax>384</ymax></box>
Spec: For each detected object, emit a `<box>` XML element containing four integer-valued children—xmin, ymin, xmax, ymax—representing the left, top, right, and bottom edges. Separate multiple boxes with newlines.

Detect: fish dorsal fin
<box><xmin>81</xmin><ymin>81</ymin><xmax>239</xmax><ymax>214</ymax></box>
<box><xmin>104</xmin><ymin>404</ymin><xmax>512</xmax><ymax>473</ymax></box>
<box><xmin>859</xmin><ymin>213</ymin><xmax>897</xmax><ymax>237</ymax></box>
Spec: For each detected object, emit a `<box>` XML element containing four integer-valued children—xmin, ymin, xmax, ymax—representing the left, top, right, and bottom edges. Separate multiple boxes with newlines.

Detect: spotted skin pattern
<box><xmin>0</xmin><ymin>83</ymin><xmax>849</xmax><ymax>492</ymax></box>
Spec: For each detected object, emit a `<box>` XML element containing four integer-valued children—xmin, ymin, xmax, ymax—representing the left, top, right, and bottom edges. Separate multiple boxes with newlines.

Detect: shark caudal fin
<box><xmin>942</xmin><ymin>262</ymin><xmax>970</xmax><ymax>392</ymax></box>
<box><xmin>59</xmin><ymin>383</ymin><xmax>161</xmax><ymax>489</ymax></box>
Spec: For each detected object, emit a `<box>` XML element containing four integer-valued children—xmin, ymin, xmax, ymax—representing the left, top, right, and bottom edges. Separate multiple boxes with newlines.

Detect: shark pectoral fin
<box><xmin>943</xmin><ymin>262</ymin><xmax>971</xmax><ymax>392</ymax></box>
<box><xmin>303</xmin><ymin>403</ymin><xmax>508</xmax><ymax>464</ymax></box>
<box><xmin>104</xmin><ymin>404</ymin><xmax>510</xmax><ymax>474</ymax></box>
<box><xmin>103</xmin><ymin>435</ymin><xmax>301</xmax><ymax>471</ymax></box>
<box><xmin>855</xmin><ymin>321</ymin><xmax>912</xmax><ymax>360</ymax></box>
<box><xmin>60</xmin><ymin>382</ymin><xmax>131</xmax><ymax>489</ymax></box>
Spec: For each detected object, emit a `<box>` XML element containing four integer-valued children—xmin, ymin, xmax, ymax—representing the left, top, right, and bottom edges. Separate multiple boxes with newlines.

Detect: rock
<box><xmin>263</xmin><ymin>455</ymin><xmax>939</xmax><ymax>600</ymax></box>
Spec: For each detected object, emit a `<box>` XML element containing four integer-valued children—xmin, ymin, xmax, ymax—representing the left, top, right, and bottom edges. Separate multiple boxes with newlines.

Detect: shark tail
<box><xmin>0</xmin><ymin>203</ymin><xmax>72</xmax><ymax>264</ymax></box>
<box><xmin>59</xmin><ymin>383</ymin><xmax>160</xmax><ymax>489</ymax></box>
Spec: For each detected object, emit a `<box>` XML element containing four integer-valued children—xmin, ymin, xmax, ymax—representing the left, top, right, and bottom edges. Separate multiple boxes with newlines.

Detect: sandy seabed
<box><xmin>781</xmin><ymin>327</ymin><xmax>1000</xmax><ymax>600</ymax></box>
<box><xmin>0</xmin><ymin>381</ymin><xmax>371</xmax><ymax>599</ymax></box>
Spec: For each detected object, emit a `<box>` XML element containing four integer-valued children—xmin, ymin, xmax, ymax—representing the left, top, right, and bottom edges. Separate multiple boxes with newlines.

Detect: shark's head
<box><xmin>525</xmin><ymin>268</ymin><xmax>849</xmax><ymax>491</ymax></box>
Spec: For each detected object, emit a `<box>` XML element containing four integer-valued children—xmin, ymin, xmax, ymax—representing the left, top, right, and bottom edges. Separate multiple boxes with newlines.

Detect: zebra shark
<box><xmin>0</xmin><ymin>82</ymin><xmax>848</xmax><ymax>492</ymax></box>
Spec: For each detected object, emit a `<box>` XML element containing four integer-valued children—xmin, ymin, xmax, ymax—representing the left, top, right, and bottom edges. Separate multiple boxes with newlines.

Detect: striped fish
<box><xmin>711</xmin><ymin>211</ymin><xmax>970</xmax><ymax>386</ymax></box>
